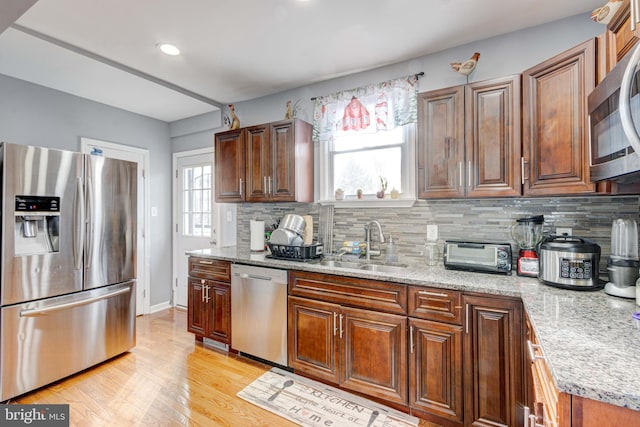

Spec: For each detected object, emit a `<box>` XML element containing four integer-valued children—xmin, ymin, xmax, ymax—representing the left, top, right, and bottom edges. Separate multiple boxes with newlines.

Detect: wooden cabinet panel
<box><xmin>571</xmin><ymin>395</ymin><xmax>640</xmax><ymax>427</ymax></box>
<box><xmin>408</xmin><ymin>286</ymin><xmax>462</xmax><ymax>325</ymax></box>
<box><xmin>465</xmin><ymin>75</ymin><xmax>521</xmax><ymax>197</ymax></box>
<box><xmin>417</xmin><ymin>86</ymin><xmax>465</xmax><ymax>198</ymax></box>
<box><xmin>463</xmin><ymin>294</ymin><xmax>523</xmax><ymax>427</ymax></box>
<box><xmin>245</xmin><ymin>125</ymin><xmax>270</xmax><ymax>201</ymax></box>
<box><xmin>270</xmin><ymin>120</ymin><xmax>297</xmax><ymax>201</ymax></box>
<box><xmin>409</xmin><ymin>318</ymin><xmax>463</xmax><ymax>424</ymax></box>
<box><xmin>289</xmin><ymin>270</ymin><xmax>407</xmax><ymax>315</ymax></box>
<box><xmin>606</xmin><ymin>0</ymin><xmax>640</xmax><ymax>73</ymax></box>
<box><xmin>288</xmin><ymin>296</ymin><xmax>340</xmax><ymax>384</ymax></box>
<box><xmin>207</xmin><ymin>283</ymin><xmax>231</xmax><ymax>343</ymax></box>
<box><xmin>188</xmin><ymin>257</ymin><xmax>231</xmax><ymax>282</ymax></box>
<box><xmin>341</xmin><ymin>306</ymin><xmax>407</xmax><ymax>405</ymax></box>
<box><xmin>187</xmin><ymin>278</ymin><xmax>207</xmax><ymax>336</ymax></box>
<box><xmin>214</xmin><ymin>129</ymin><xmax>245</xmax><ymax>202</ymax></box>
<box><xmin>522</xmin><ymin>39</ymin><xmax>596</xmax><ymax>196</ymax></box>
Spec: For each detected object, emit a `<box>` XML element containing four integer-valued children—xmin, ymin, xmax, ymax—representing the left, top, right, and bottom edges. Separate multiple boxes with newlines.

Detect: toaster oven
<box><xmin>443</xmin><ymin>241</ymin><xmax>512</xmax><ymax>275</ymax></box>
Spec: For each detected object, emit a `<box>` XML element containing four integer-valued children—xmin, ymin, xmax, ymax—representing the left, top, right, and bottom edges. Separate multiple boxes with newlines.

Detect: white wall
<box><xmin>171</xmin><ymin>12</ymin><xmax>603</xmax><ymax>152</ymax></box>
<box><xmin>0</xmin><ymin>75</ymin><xmax>174</xmax><ymax>307</ymax></box>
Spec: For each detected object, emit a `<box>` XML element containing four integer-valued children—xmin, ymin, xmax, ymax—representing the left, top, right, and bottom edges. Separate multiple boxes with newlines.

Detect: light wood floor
<box><xmin>11</xmin><ymin>308</ymin><xmax>438</xmax><ymax>427</ymax></box>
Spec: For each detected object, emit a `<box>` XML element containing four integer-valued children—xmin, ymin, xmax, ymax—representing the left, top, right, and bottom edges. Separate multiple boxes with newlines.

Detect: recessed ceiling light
<box><xmin>158</xmin><ymin>43</ymin><xmax>180</xmax><ymax>56</ymax></box>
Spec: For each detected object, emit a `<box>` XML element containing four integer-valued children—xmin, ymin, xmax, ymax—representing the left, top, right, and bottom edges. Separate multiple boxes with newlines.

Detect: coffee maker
<box><xmin>511</xmin><ymin>215</ymin><xmax>544</xmax><ymax>277</ymax></box>
<box><xmin>604</xmin><ymin>218</ymin><xmax>640</xmax><ymax>298</ymax></box>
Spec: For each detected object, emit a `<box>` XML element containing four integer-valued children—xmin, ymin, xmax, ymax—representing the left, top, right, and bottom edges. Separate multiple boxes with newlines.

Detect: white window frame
<box><xmin>317</xmin><ymin>123</ymin><xmax>416</xmax><ymax>208</ymax></box>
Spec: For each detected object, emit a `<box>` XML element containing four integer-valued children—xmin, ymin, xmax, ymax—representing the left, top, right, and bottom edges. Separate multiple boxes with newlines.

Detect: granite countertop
<box><xmin>188</xmin><ymin>246</ymin><xmax>640</xmax><ymax>412</ymax></box>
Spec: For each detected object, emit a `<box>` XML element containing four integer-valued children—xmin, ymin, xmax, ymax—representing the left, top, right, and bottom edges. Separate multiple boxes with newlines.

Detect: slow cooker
<box><xmin>538</xmin><ymin>235</ymin><xmax>603</xmax><ymax>291</ymax></box>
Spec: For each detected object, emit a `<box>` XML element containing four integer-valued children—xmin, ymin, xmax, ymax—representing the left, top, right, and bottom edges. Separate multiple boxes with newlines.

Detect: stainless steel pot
<box><xmin>280</xmin><ymin>214</ymin><xmax>306</xmax><ymax>236</ymax></box>
<box><xmin>269</xmin><ymin>228</ymin><xmax>303</xmax><ymax>246</ymax></box>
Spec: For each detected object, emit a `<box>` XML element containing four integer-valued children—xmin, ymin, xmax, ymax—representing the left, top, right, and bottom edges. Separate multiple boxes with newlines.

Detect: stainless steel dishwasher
<box><xmin>231</xmin><ymin>264</ymin><xmax>288</xmax><ymax>366</ymax></box>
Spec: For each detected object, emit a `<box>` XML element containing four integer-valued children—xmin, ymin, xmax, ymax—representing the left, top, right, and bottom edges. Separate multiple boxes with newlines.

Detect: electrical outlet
<box><xmin>556</xmin><ymin>227</ymin><xmax>572</xmax><ymax>236</ymax></box>
<box><xmin>426</xmin><ymin>224</ymin><xmax>438</xmax><ymax>241</ymax></box>
<box><xmin>226</xmin><ymin>211</ymin><xmax>233</xmax><ymax>222</ymax></box>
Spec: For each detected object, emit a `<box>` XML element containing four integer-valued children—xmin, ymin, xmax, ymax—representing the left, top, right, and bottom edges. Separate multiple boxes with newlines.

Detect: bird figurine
<box><xmin>450</xmin><ymin>52</ymin><xmax>480</xmax><ymax>79</ymax></box>
<box><xmin>223</xmin><ymin>104</ymin><xmax>240</xmax><ymax>130</ymax></box>
<box><xmin>591</xmin><ymin>0</ymin><xmax>623</xmax><ymax>25</ymax></box>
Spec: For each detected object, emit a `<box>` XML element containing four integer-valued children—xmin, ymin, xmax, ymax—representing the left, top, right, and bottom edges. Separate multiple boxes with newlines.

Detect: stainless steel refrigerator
<box><xmin>0</xmin><ymin>142</ymin><xmax>137</xmax><ymax>401</ymax></box>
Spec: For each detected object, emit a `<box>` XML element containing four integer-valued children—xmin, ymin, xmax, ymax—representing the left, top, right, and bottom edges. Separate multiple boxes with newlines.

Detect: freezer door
<box><xmin>84</xmin><ymin>155</ymin><xmax>137</xmax><ymax>289</ymax></box>
<box><xmin>0</xmin><ymin>281</ymin><xmax>135</xmax><ymax>401</ymax></box>
<box><xmin>0</xmin><ymin>143</ymin><xmax>84</xmax><ymax>306</ymax></box>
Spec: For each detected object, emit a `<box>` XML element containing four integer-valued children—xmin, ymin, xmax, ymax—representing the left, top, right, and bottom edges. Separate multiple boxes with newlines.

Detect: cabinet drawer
<box><xmin>289</xmin><ymin>271</ymin><xmax>407</xmax><ymax>315</ymax></box>
<box><xmin>188</xmin><ymin>257</ymin><xmax>231</xmax><ymax>282</ymax></box>
<box><xmin>408</xmin><ymin>286</ymin><xmax>462</xmax><ymax>324</ymax></box>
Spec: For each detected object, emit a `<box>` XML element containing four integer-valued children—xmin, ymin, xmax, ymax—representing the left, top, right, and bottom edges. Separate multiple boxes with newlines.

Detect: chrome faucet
<box><xmin>364</xmin><ymin>220</ymin><xmax>386</xmax><ymax>260</ymax></box>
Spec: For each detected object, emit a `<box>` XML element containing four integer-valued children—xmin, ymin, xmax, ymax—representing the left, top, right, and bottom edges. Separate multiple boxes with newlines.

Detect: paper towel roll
<box><xmin>302</xmin><ymin>215</ymin><xmax>313</xmax><ymax>245</ymax></box>
<box><xmin>250</xmin><ymin>220</ymin><xmax>265</xmax><ymax>251</ymax></box>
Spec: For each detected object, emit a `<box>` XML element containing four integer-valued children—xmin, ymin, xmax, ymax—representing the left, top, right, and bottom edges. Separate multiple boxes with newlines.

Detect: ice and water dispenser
<box><xmin>14</xmin><ymin>196</ymin><xmax>60</xmax><ymax>255</ymax></box>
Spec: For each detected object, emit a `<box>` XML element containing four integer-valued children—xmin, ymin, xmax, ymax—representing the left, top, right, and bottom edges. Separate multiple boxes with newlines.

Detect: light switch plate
<box><xmin>426</xmin><ymin>224</ymin><xmax>438</xmax><ymax>241</ymax></box>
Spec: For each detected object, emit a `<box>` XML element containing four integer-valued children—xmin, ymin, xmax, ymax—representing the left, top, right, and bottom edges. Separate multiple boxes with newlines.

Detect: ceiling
<box><xmin>0</xmin><ymin>0</ymin><xmax>604</xmax><ymax>122</ymax></box>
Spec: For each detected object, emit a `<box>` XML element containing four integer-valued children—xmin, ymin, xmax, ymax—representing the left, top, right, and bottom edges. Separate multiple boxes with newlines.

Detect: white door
<box><xmin>80</xmin><ymin>137</ymin><xmax>150</xmax><ymax>316</ymax></box>
<box><xmin>174</xmin><ymin>150</ymin><xmax>215</xmax><ymax>307</ymax></box>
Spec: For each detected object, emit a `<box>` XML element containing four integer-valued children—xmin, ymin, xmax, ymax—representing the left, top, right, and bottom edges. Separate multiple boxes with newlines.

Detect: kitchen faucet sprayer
<box><xmin>364</xmin><ymin>220</ymin><xmax>385</xmax><ymax>260</ymax></box>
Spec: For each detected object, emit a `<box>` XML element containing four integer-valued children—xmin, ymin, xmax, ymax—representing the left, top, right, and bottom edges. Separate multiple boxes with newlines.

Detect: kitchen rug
<box><xmin>237</xmin><ymin>368</ymin><xmax>419</xmax><ymax>427</ymax></box>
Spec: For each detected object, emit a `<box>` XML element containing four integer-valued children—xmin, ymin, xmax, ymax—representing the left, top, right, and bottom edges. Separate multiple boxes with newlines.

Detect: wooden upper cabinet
<box><xmin>522</xmin><ymin>38</ymin><xmax>596</xmax><ymax>196</ymax></box>
<box><xmin>270</xmin><ymin>119</ymin><xmax>312</xmax><ymax>202</ymax></box>
<box><xmin>245</xmin><ymin>124</ymin><xmax>270</xmax><ymax>201</ymax></box>
<box><xmin>417</xmin><ymin>86</ymin><xmax>465</xmax><ymax>198</ymax></box>
<box><xmin>214</xmin><ymin>118</ymin><xmax>313</xmax><ymax>203</ymax></box>
<box><xmin>417</xmin><ymin>75</ymin><xmax>521</xmax><ymax>199</ymax></box>
<box><xmin>606</xmin><ymin>0</ymin><xmax>640</xmax><ymax>74</ymax></box>
<box><xmin>465</xmin><ymin>75</ymin><xmax>522</xmax><ymax>198</ymax></box>
<box><xmin>214</xmin><ymin>129</ymin><xmax>245</xmax><ymax>202</ymax></box>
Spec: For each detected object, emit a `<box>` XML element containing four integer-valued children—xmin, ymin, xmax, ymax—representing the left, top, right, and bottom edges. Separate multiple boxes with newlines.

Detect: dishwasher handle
<box><xmin>234</xmin><ymin>272</ymin><xmax>273</xmax><ymax>282</ymax></box>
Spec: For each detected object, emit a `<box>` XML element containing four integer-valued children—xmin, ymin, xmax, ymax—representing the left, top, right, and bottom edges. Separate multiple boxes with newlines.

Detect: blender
<box><xmin>604</xmin><ymin>218</ymin><xmax>640</xmax><ymax>298</ymax></box>
<box><xmin>511</xmin><ymin>215</ymin><xmax>544</xmax><ymax>277</ymax></box>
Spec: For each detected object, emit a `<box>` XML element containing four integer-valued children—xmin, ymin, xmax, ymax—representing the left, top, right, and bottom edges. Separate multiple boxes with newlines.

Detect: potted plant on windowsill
<box><xmin>376</xmin><ymin>176</ymin><xmax>387</xmax><ymax>199</ymax></box>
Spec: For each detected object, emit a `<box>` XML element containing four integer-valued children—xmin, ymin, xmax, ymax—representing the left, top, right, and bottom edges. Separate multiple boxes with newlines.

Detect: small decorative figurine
<box><xmin>285</xmin><ymin>100</ymin><xmax>301</xmax><ymax>119</ymax></box>
<box><xmin>223</xmin><ymin>104</ymin><xmax>241</xmax><ymax>130</ymax></box>
<box><xmin>450</xmin><ymin>52</ymin><xmax>480</xmax><ymax>82</ymax></box>
<box><xmin>591</xmin><ymin>0</ymin><xmax>623</xmax><ymax>25</ymax></box>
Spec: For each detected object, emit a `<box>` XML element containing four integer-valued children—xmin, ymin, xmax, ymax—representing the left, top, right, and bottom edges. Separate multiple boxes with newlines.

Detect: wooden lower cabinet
<box><xmin>409</xmin><ymin>318</ymin><xmax>464</xmax><ymax>425</ymax></box>
<box><xmin>463</xmin><ymin>293</ymin><xmax>523</xmax><ymax>427</ymax></box>
<box><xmin>288</xmin><ymin>295</ymin><xmax>408</xmax><ymax>405</ymax></box>
<box><xmin>187</xmin><ymin>277</ymin><xmax>231</xmax><ymax>344</ymax></box>
<box><xmin>187</xmin><ymin>257</ymin><xmax>231</xmax><ymax>345</ymax></box>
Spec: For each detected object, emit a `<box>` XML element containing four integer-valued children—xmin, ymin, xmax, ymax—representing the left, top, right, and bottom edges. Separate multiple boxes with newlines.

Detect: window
<box><xmin>182</xmin><ymin>164</ymin><xmax>212</xmax><ymax>237</ymax></box>
<box><xmin>319</xmin><ymin>124</ymin><xmax>416</xmax><ymax>200</ymax></box>
<box><xmin>312</xmin><ymin>75</ymin><xmax>418</xmax><ymax>204</ymax></box>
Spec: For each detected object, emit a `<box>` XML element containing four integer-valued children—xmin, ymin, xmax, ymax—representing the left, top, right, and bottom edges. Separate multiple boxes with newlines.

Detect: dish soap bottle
<box><xmin>386</xmin><ymin>235</ymin><xmax>398</xmax><ymax>263</ymax></box>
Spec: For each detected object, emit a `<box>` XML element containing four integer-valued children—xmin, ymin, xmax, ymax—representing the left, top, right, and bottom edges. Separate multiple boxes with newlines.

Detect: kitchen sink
<box><xmin>358</xmin><ymin>263</ymin><xmax>407</xmax><ymax>273</ymax></box>
<box><xmin>319</xmin><ymin>260</ymin><xmax>362</xmax><ymax>269</ymax></box>
<box><xmin>319</xmin><ymin>259</ymin><xmax>407</xmax><ymax>273</ymax></box>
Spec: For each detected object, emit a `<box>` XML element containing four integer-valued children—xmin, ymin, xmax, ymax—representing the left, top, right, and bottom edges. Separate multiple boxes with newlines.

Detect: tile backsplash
<box><xmin>235</xmin><ymin>196</ymin><xmax>640</xmax><ymax>270</ymax></box>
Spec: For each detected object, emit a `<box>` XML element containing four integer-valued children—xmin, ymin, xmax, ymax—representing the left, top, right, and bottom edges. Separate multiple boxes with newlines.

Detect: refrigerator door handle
<box><xmin>85</xmin><ymin>175</ymin><xmax>94</xmax><ymax>267</ymax></box>
<box><xmin>19</xmin><ymin>287</ymin><xmax>130</xmax><ymax>317</ymax></box>
<box><xmin>73</xmin><ymin>176</ymin><xmax>85</xmax><ymax>271</ymax></box>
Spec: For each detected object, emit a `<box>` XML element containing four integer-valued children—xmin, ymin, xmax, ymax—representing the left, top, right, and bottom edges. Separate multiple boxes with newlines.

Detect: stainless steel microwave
<box><xmin>588</xmin><ymin>43</ymin><xmax>640</xmax><ymax>183</ymax></box>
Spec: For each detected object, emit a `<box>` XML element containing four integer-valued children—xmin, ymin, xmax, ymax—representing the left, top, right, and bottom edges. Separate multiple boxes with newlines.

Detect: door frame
<box><xmin>172</xmin><ymin>147</ymin><xmax>214</xmax><ymax>307</ymax></box>
<box><xmin>80</xmin><ymin>137</ymin><xmax>151</xmax><ymax>315</ymax></box>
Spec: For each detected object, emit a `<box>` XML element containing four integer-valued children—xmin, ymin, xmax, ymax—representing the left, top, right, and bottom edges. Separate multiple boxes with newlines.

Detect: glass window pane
<box><xmin>181</xmin><ymin>162</ymin><xmax>213</xmax><ymax>237</ymax></box>
<box><xmin>334</xmin><ymin>147</ymin><xmax>401</xmax><ymax>195</ymax></box>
